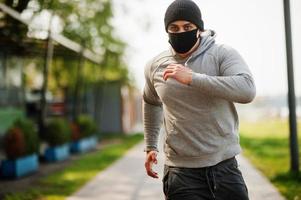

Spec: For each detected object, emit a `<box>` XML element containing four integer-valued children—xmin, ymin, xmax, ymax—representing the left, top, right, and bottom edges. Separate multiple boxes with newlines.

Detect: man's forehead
<box><xmin>169</xmin><ymin>20</ymin><xmax>195</xmax><ymax>26</ymax></box>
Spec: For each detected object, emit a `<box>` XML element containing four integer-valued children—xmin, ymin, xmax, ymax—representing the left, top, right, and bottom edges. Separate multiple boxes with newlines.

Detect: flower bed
<box><xmin>1</xmin><ymin>154</ymin><xmax>38</xmax><ymax>178</ymax></box>
<box><xmin>70</xmin><ymin>136</ymin><xmax>98</xmax><ymax>153</ymax></box>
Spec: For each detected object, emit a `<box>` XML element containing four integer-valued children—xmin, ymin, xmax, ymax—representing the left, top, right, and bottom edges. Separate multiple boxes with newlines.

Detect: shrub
<box><xmin>70</xmin><ymin>122</ymin><xmax>81</xmax><ymax>141</ymax></box>
<box><xmin>72</xmin><ymin>115</ymin><xmax>97</xmax><ymax>140</ymax></box>
<box><xmin>4</xmin><ymin>127</ymin><xmax>26</xmax><ymax>159</ymax></box>
<box><xmin>14</xmin><ymin>118</ymin><xmax>39</xmax><ymax>155</ymax></box>
<box><xmin>44</xmin><ymin>118</ymin><xmax>71</xmax><ymax>146</ymax></box>
<box><xmin>3</xmin><ymin>118</ymin><xmax>39</xmax><ymax>159</ymax></box>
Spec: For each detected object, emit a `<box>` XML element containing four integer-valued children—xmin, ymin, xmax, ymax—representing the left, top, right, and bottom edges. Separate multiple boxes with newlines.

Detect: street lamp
<box><xmin>283</xmin><ymin>0</ymin><xmax>299</xmax><ymax>173</ymax></box>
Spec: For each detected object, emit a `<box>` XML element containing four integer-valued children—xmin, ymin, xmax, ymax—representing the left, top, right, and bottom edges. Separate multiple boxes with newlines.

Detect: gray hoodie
<box><xmin>143</xmin><ymin>30</ymin><xmax>256</xmax><ymax>168</ymax></box>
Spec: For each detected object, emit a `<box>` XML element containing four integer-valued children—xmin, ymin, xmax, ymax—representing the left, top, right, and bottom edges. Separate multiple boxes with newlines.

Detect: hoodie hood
<box><xmin>194</xmin><ymin>29</ymin><xmax>216</xmax><ymax>56</ymax></box>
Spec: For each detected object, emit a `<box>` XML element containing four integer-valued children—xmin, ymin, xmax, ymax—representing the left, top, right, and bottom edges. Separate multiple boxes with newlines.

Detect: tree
<box><xmin>1</xmin><ymin>0</ymin><xmax>128</xmax><ymax>80</ymax></box>
<box><xmin>1</xmin><ymin>0</ymin><xmax>129</xmax><ymax>129</ymax></box>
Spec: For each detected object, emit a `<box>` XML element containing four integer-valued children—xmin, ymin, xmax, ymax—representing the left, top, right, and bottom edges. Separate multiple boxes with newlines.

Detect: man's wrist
<box><xmin>144</xmin><ymin>148</ymin><xmax>159</xmax><ymax>154</ymax></box>
<box><xmin>187</xmin><ymin>72</ymin><xmax>193</xmax><ymax>85</ymax></box>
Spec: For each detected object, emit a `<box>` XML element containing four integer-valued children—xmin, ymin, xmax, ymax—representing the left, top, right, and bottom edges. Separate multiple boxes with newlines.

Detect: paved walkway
<box><xmin>68</xmin><ymin>135</ymin><xmax>286</xmax><ymax>200</ymax></box>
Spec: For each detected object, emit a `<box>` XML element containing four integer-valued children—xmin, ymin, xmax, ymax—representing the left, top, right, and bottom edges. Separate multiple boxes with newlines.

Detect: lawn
<box><xmin>4</xmin><ymin>133</ymin><xmax>144</xmax><ymax>200</ymax></box>
<box><xmin>239</xmin><ymin>119</ymin><xmax>301</xmax><ymax>200</ymax></box>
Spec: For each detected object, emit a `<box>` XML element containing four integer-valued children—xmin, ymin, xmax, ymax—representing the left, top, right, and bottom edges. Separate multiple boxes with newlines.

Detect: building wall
<box><xmin>99</xmin><ymin>82</ymin><xmax>122</xmax><ymax>133</ymax></box>
<box><xmin>121</xmin><ymin>86</ymin><xmax>142</xmax><ymax>133</ymax></box>
<box><xmin>85</xmin><ymin>82</ymin><xmax>123</xmax><ymax>134</ymax></box>
<box><xmin>83</xmin><ymin>82</ymin><xmax>142</xmax><ymax>135</ymax></box>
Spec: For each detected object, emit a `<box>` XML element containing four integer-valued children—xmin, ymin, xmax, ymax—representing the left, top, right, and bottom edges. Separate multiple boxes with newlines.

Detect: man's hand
<box><xmin>163</xmin><ymin>64</ymin><xmax>193</xmax><ymax>85</ymax></box>
<box><xmin>145</xmin><ymin>151</ymin><xmax>159</xmax><ymax>178</ymax></box>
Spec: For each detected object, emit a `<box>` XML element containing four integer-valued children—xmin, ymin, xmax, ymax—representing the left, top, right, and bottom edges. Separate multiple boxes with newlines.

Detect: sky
<box><xmin>112</xmin><ymin>0</ymin><xmax>301</xmax><ymax>97</ymax></box>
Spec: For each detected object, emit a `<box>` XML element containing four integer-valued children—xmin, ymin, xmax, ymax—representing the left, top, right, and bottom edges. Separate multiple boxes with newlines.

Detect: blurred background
<box><xmin>113</xmin><ymin>0</ymin><xmax>301</xmax><ymax>120</ymax></box>
<box><xmin>0</xmin><ymin>0</ymin><xmax>300</xmax><ymax>199</ymax></box>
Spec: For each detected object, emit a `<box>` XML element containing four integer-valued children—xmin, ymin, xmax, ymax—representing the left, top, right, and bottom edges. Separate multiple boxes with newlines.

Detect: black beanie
<box><xmin>164</xmin><ymin>0</ymin><xmax>204</xmax><ymax>32</ymax></box>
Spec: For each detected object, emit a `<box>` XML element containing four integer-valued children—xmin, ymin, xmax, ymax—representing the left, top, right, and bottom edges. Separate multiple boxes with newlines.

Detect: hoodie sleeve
<box><xmin>189</xmin><ymin>45</ymin><xmax>256</xmax><ymax>103</ymax></box>
<box><xmin>143</xmin><ymin>59</ymin><xmax>163</xmax><ymax>152</ymax></box>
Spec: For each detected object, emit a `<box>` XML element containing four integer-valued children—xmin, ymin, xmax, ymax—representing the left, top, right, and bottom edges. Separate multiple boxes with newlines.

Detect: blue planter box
<box><xmin>0</xmin><ymin>154</ymin><xmax>38</xmax><ymax>178</ymax></box>
<box><xmin>70</xmin><ymin>136</ymin><xmax>98</xmax><ymax>153</ymax></box>
<box><xmin>44</xmin><ymin>143</ymin><xmax>70</xmax><ymax>162</ymax></box>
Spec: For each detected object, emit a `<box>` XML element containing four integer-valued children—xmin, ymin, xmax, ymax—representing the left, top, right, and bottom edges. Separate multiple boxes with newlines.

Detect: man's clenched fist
<box><xmin>163</xmin><ymin>63</ymin><xmax>193</xmax><ymax>85</ymax></box>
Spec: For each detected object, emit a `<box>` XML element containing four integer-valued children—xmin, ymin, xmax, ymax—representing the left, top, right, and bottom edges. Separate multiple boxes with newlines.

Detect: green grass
<box><xmin>4</xmin><ymin>133</ymin><xmax>144</xmax><ymax>200</ymax></box>
<box><xmin>240</xmin><ymin>119</ymin><xmax>301</xmax><ymax>200</ymax></box>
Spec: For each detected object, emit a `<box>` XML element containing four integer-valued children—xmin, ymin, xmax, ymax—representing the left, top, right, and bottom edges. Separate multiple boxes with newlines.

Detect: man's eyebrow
<box><xmin>168</xmin><ymin>23</ymin><xmax>178</xmax><ymax>27</ymax></box>
<box><xmin>169</xmin><ymin>22</ymin><xmax>193</xmax><ymax>26</ymax></box>
<box><xmin>183</xmin><ymin>22</ymin><xmax>193</xmax><ymax>26</ymax></box>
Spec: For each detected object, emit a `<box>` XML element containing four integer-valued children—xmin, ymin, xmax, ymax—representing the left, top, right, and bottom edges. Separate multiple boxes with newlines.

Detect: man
<box><xmin>143</xmin><ymin>0</ymin><xmax>256</xmax><ymax>200</ymax></box>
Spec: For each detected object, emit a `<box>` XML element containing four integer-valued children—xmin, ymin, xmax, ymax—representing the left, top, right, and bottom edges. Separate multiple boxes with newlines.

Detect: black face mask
<box><xmin>168</xmin><ymin>29</ymin><xmax>199</xmax><ymax>54</ymax></box>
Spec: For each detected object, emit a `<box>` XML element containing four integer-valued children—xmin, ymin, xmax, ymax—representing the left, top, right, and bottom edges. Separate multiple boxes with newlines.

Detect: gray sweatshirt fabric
<box><xmin>143</xmin><ymin>30</ymin><xmax>256</xmax><ymax>168</ymax></box>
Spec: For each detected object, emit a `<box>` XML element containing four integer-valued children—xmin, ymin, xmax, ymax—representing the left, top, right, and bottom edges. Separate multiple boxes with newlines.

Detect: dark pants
<box><xmin>162</xmin><ymin>157</ymin><xmax>249</xmax><ymax>200</ymax></box>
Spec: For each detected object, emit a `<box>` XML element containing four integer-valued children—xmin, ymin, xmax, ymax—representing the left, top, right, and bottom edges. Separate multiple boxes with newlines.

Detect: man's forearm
<box><xmin>190</xmin><ymin>72</ymin><xmax>256</xmax><ymax>103</ymax></box>
<box><xmin>143</xmin><ymin>101</ymin><xmax>163</xmax><ymax>152</ymax></box>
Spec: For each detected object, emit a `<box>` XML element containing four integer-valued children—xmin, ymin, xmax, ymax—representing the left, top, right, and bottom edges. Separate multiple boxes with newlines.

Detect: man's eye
<box><xmin>169</xmin><ymin>26</ymin><xmax>178</xmax><ymax>32</ymax></box>
<box><xmin>184</xmin><ymin>26</ymin><xmax>192</xmax><ymax>31</ymax></box>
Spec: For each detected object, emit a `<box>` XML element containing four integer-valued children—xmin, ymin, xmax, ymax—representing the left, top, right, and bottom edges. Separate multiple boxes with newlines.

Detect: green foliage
<box><xmin>3</xmin><ymin>0</ymin><xmax>129</xmax><ymax>95</ymax></box>
<box><xmin>4</xmin><ymin>118</ymin><xmax>39</xmax><ymax>159</ymax></box>
<box><xmin>44</xmin><ymin>118</ymin><xmax>71</xmax><ymax>146</ymax></box>
<box><xmin>75</xmin><ymin>115</ymin><xmax>97</xmax><ymax>138</ymax></box>
<box><xmin>14</xmin><ymin>118</ymin><xmax>39</xmax><ymax>154</ymax></box>
<box><xmin>41</xmin><ymin>0</ymin><xmax>128</xmax><ymax>78</ymax></box>
<box><xmin>4</xmin><ymin>127</ymin><xmax>26</xmax><ymax>159</ymax></box>
<box><xmin>3</xmin><ymin>133</ymin><xmax>144</xmax><ymax>200</ymax></box>
<box><xmin>0</xmin><ymin>0</ymin><xmax>30</xmax><ymax>40</ymax></box>
<box><xmin>240</xmin><ymin>119</ymin><xmax>301</xmax><ymax>200</ymax></box>
<box><xmin>46</xmin><ymin>0</ymin><xmax>129</xmax><ymax>95</ymax></box>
